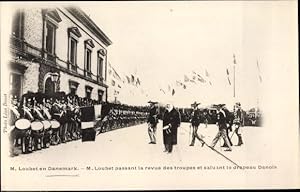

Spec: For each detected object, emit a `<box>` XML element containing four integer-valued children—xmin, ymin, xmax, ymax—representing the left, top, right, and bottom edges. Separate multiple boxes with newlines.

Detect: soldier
<box><xmin>19</xmin><ymin>93</ymin><xmax>35</xmax><ymax>153</ymax></box>
<box><xmin>189</xmin><ymin>102</ymin><xmax>205</xmax><ymax>147</ymax></box>
<box><xmin>210</xmin><ymin>104</ymin><xmax>232</xmax><ymax>151</ymax></box>
<box><xmin>31</xmin><ymin>93</ymin><xmax>46</xmax><ymax>150</ymax></box>
<box><xmin>162</xmin><ymin>101</ymin><xmax>181</xmax><ymax>154</ymax></box>
<box><xmin>50</xmin><ymin>94</ymin><xmax>63</xmax><ymax>145</ymax></box>
<box><xmin>8</xmin><ymin>95</ymin><xmax>21</xmax><ymax>157</ymax></box>
<box><xmin>203</xmin><ymin>108</ymin><xmax>209</xmax><ymax>128</ymax></box>
<box><xmin>41</xmin><ymin>95</ymin><xmax>53</xmax><ymax>148</ymax></box>
<box><xmin>221</xmin><ymin>105</ymin><xmax>233</xmax><ymax>147</ymax></box>
<box><xmin>232</xmin><ymin>102</ymin><xmax>244</xmax><ymax>146</ymax></box>
<box><xmin>147</xmin><ymin>101</ymin><xmax>159</xmax><ymax>144</ymax></box>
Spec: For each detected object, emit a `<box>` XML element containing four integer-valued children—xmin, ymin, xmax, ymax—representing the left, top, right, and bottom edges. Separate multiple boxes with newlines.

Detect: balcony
<box><xmin>97</xmin><ymin>75</ymin><xmax>104</xmax><ymax>83</ymax></box>
<box><xmin>85</xmin><ymin>70</ymin><xmax>92</xmax><ymax>78</ymax></box>
<box><xmin>10</xmin><ymin>35</ymin><xmax>42</xmax><ymax>58</ymax></box>
<box><xmin>46</xmin><ymin>53</ymin><xmax>56</xmax><ymax>63</ymax></box>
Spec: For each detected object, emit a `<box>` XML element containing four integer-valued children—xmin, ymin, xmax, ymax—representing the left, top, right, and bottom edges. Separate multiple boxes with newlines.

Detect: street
<box><xmin>3</xmin><ymin>122</ymin><xmax>291</xmax><ymax>190</ymax></box>
<box><xmin>8</xmin><ymin>122</ymin><xmax>270</xmax><ymax>166</ymax></box>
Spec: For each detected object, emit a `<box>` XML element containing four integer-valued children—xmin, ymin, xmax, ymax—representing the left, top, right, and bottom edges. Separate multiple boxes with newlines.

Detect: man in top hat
<box><xmin>232</xmin><ymin>102</ymin><xmax>244</xmax><ymax>146</ymax></box>
<box><xmin>147</xmin><ymin>101</ymin><xmax>159</xmax><ymax>144</ymax></box>
<box><xmin>210</xmin><ymin>104</ymin><xmax>232</xmax><ymax>151</ymax></box>
<box><xmin>189</xmin><ymin>101</ymin><xmax>205</xmax><ymax>147</ymax></box>
<box><xmin>162</xmin><ymin>101</ymin><xmax>181</xmax><ymax>153</ymax></box>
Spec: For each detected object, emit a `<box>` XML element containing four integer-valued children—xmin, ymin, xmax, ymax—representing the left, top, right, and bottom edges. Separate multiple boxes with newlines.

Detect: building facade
<box><xmin>9</xmin><ymin>7</ymin><xmax>112</xmax><ymax>102</ymax></box>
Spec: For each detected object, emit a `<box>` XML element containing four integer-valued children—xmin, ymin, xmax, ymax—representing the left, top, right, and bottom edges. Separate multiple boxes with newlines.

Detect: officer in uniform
<box><xmin>233</xmin><ymin>102</ymin><xmax>244</xmax><ymax>146</ymax></box>
<box><xmin>210</xmin><ymin>104</ymin><xmax>232</xmax><ymax>151</ymax></box>
<box><xmin>147</xmin><ymin>101</ymin><xmax>159</xmax><ymax>144</ymax></box>
<box><xmin>189</xmin><ymin>102</ymin><xmax>205</xmax><ymax>147</ymax></box>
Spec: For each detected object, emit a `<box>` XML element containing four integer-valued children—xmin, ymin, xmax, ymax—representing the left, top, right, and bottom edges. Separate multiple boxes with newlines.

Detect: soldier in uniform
<box><xmin>147</xmin><ymin>101</ymin><xmax>159</xmax><ymax>144</ymax></box>
<box><xmin>203</xmin><ymin>108</ymin><xmax>209</xmax><ymax>128</ymax></box>
<box><xmin>189</xmin><ymin>102</ymin><xmax>205</xmax><ymax>147</ymax></box>
<box><xmin>210</xmin><ymin>104</ymin><xmax>232</xmax><ymax>151</ymax></box>
<box><xmin>9</xmin><ymin>95</ymin><xmax>21</xmax><ymax>156</ymax></box>
<box><xmin>233</xmin><ymin>102</ymin><xmax>244</xmax><ymax>146</ymax></box>
<box><xmin>221</xmin><ymin>105</ymin><xmax>233</xmax><ymax>147</ymax></box>
<box><xmin>50</xmin><ymin>94</ymin><xmax>63</xmax><ymax>145</ymax></box>
<box><xmin>41</xmin><ymin>95</ymin><xmax>53</xmax><ymax>148</ymax></box>
<box><xmin>31</xmin><ymin>93</ymin><xmax>46</xmax><ymax>150</ymax></box>
<box><xmin>162</xmin><ymin>101</ymin><xmax>181</xmax><ymax>154</ymax></box>
<box><xmin>19</xmin><ymin>93</ymin><xmax>35</xmax><ymax>153</ymax></box>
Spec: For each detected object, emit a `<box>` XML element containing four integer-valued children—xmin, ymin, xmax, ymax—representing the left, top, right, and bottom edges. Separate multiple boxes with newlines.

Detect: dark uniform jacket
<box><xmin>147</xmin><ymin>106</ymin><xmax>158</xmax><ymax>126</ymax></box>
<box><xmin>162</xmin><ymin>108</ymin><xmax>181</xmax><ymax>145</ymax></box>
<box><xmin>217</xmin><ymin>109</ymin><xmax>227</xmax><ymax>130</ymax></box>
<box><xmin>190</xmin><ymin>109</ymin><xmax>201</xmax><ymax>127</ymax></box>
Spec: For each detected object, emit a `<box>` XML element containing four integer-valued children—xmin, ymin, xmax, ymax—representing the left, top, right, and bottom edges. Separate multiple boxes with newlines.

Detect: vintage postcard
<box><xmin>1</xmin><ymin>1</ymin><xmax>299</xmax><ymax>190</ymax></box>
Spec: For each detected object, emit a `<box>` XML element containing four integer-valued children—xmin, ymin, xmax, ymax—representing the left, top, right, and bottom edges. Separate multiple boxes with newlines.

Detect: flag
<box><xmin>205</xmin><ymin>69</ymin><xmax>212</xmax><ymax>85</ymax></box>
<box><xmin>233</xmin><ymin>54</ymin><xmax>237</xmax><ymax>64</ymax></box>
<box><xmin>226</xmin><ymin>68</ymin><xmax>231</xmax><ymax>85</ymax></box>
<box><xmin>227</xmin><ymin>77</ymin><xmax>231</xmax><ymax>85</ymax></box>
<box><xmin>205</xmin><ymin>69</ymin><xmax>210</xmax><ymax>77</ymax></box>
<box><xmin>136</xmin><ymin>78</ymin><xmax>141</xmax><ymax>86</ymax></box>
<box><xmin>197</xmin><ymin>74</ymin><xmax>206</xmax><ymax>83</ymax></box>
<box><xmin>160</xmin><ymin>88</ymin><xmax>166</xmax><ymax>94</ymax></box>
<box><xmin>184</xmin><ymin>75</ymin><xmax>190</xmax><ymax>82</ymax></box>
<box><xmin>172</xmin><ymin>89</ymin><xmax>175</xmax><ymax>96</ymax></box>
<box><xmin>131</xmin><ymin>74</ymin><xmax>135</xmax><ymax>84</ymax></box>
<box><xmin>111</xmin><ymin>80</ymin><xmax>115</xmax><ymax>86</ymax></box>
<box><xmin>126</xmin><ymin>76</ymin><xmax>131</xmax><ymax>84</ymax></box>
<box><xmin>80</xmin><ymin>105</ymin><xmax>102</xmax><ymax>142</ymax></box>
<box><xmin>257</xmin><ymin>60</ymin><xmax>263</xmax><ymax>83</ymax></box>
<box><xmin>193</xmin><ymin>71</ymin><xmax>206</xmax><ymax>83</ymax></box>
<box><xmin>226</xmin><ymin>68</ymin><xmax>230</xmax><ymax>75</ymax></box>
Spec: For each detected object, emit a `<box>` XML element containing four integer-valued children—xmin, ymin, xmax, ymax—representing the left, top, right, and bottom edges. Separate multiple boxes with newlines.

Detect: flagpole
<box><xmin>233</xmin><ymin>54</ymin><xmax>236</xmax><ymax>98</ymax></box>
<box><xmin>233</xmin><ymin>63</ymin><xmax>235</xmax><ymax>98</ymax></box>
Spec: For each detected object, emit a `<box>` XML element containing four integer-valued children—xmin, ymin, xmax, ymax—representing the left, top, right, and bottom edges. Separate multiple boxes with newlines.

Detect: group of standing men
<box><xmin>8</xmin><ymin>92</ymin><xmax>94</xmax><ymax>157</ymax></box>
<box><xmin>147</xmin><ymin>100</ymin><xmax>244</xmax><ymax>154</ymax></box>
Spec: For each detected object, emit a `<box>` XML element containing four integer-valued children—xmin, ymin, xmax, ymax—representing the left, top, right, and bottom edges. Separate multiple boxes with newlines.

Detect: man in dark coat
<box><xmin>162</xmin><ymin>102</ymin><xmax>181</xmax><ymax>153</ymax></box>
<box><xmin>189</xmin><ymin>102</ymin><xmax>205</xmax><ymax>147</ymax></box>
<box><xmin>210</xmin><ymin>104</ymin><xmax>232</xmax><ymax>151</ymax></box>
<box><xmin>147</xmin><ymin>101</ymin><xmax>159</xmax><ymax>144</ymax></box>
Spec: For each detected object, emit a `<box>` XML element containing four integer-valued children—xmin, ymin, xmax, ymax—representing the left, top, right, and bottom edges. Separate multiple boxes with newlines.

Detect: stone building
<box><xmin>9</xmin><ymin>6</ymin><xmax>112</xmax><ymax>102</ymax></box>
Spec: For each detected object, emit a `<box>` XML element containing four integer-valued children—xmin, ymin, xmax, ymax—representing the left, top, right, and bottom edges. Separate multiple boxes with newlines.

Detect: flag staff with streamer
<box><xmin>233</xmin><ymin>54</ymin><xmax>237</xmax><ymax>98</ymax></box>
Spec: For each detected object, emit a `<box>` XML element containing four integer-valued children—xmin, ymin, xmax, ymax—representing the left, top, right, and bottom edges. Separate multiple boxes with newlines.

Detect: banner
<box><xmin>80</xmin><ymin>104</ymin><xmax>102</xmax><ymax>142</ymax></box>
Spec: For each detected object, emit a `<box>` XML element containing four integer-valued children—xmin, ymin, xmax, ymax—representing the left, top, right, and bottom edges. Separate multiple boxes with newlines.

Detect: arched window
<box><xmin>44</xmin><ymin>77</ymin><xmax>55</xmax><ymax>94</ymax></box>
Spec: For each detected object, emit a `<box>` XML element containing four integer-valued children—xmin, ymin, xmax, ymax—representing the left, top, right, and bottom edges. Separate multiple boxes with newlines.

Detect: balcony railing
<box><xmin>10</xmin><ymin>35</ymin><xmax>108</xmax><ymax>88</ymax></box>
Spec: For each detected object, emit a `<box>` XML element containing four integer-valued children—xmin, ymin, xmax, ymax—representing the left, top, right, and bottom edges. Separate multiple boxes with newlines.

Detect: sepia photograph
<box><xmin>1</xmin><ymin>0</ymin><xmax>299</xmax><ymax>190</ymax></box>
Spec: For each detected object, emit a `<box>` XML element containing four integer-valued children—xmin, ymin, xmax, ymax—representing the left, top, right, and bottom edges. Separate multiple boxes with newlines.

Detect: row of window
<box><xmin>45</xmin><ymin>20</ymin><xmax>106</xmax><ymax>81</ymax></box>
<box><xmin>12</xmin><ymin>9</ymin><xmax>106</xmax><ymax>83</ymax></box>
